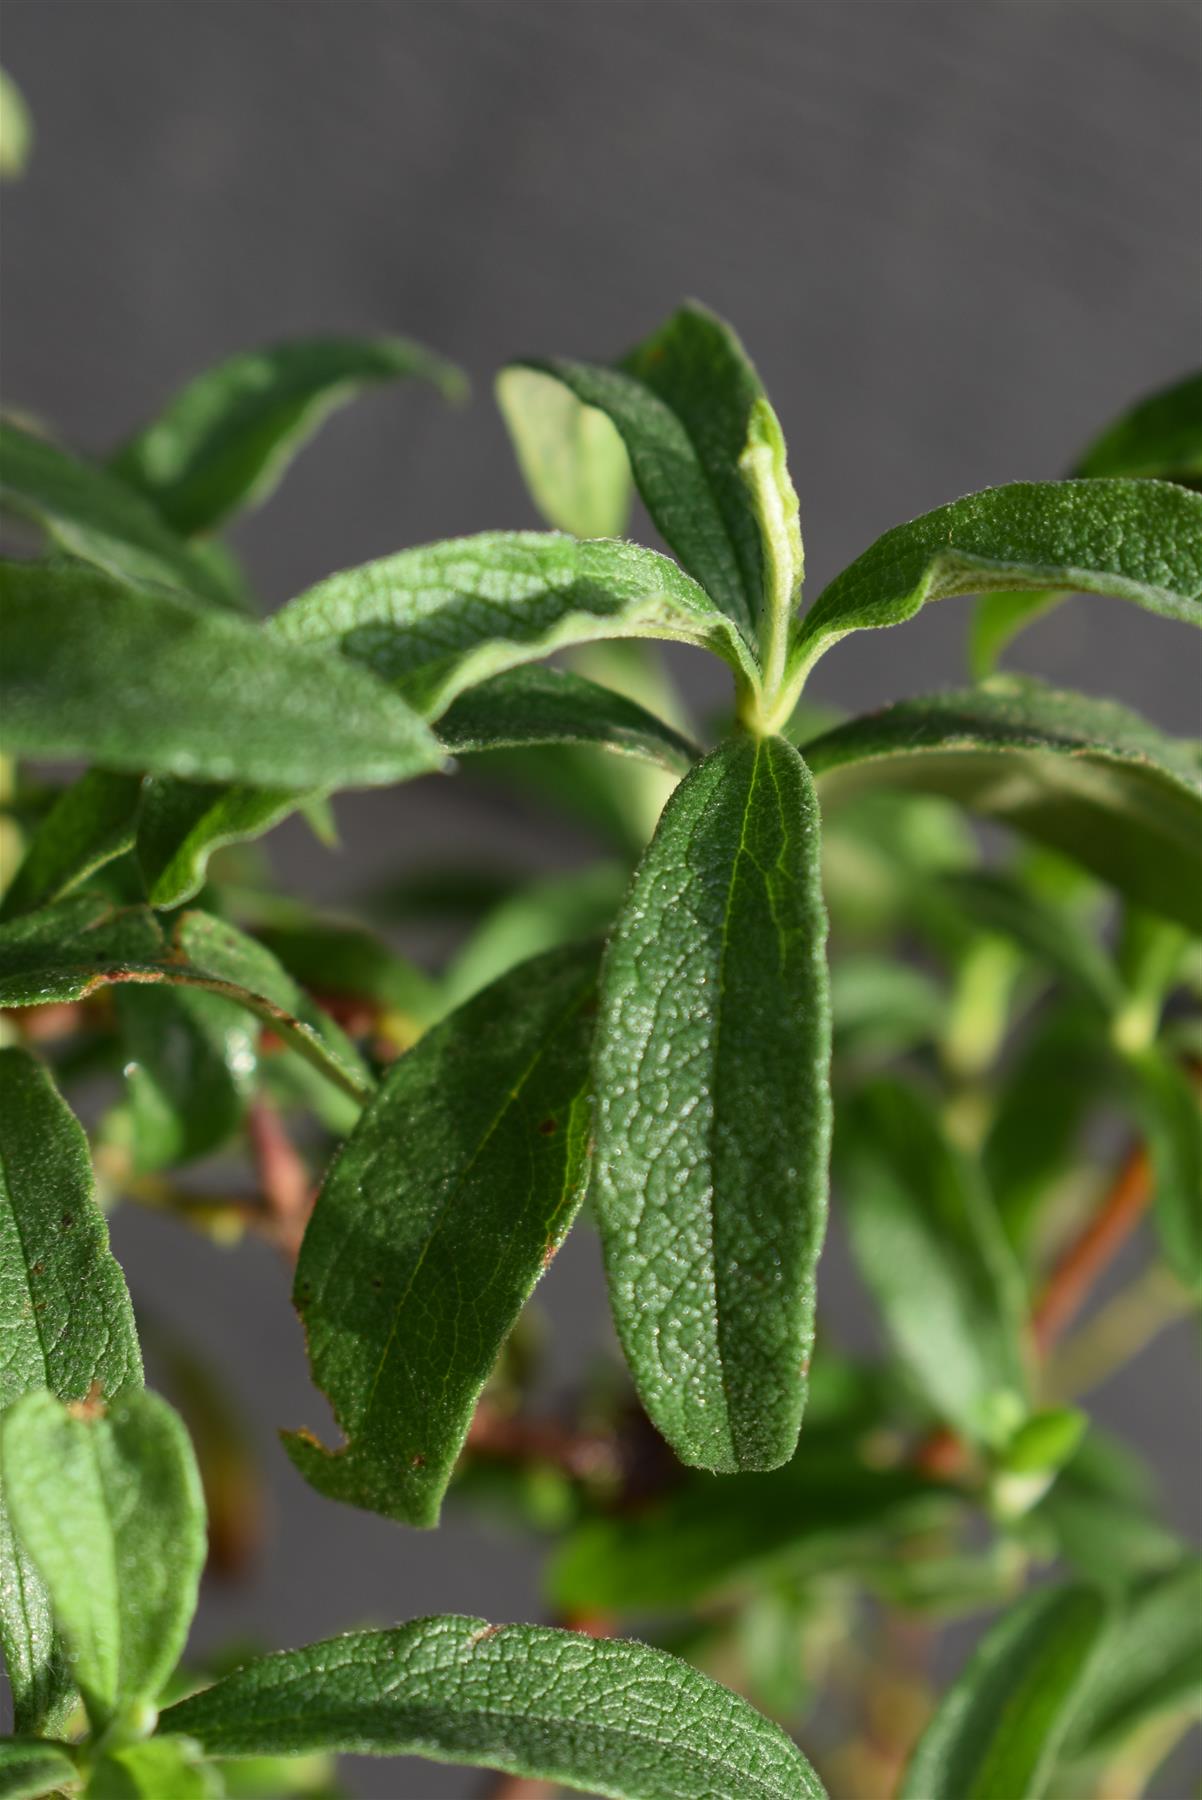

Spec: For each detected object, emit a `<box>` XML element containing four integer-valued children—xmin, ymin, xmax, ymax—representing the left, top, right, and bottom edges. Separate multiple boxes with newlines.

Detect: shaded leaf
<box><xmin>0</xmin><ymin>1048</ymin><xmax>142</xmax><ymax>1735</ymax></box>
<box><xmin>0</xmin><ymin>768</ymin><xmax>142</xmax><ymax>919</ymax></box>
<box><xmin>252</xmin><ymin>913</ymin><xmax>438</xmax><ymax>1031</ymax></box>
<box><xmin>161</xmin><ymin>1615</ymin><xmax>825</xmax><ymax>1799</ymax></box>
<box><xmin>1125</xmin><ymin>1047</ymin><xmax>1202</xmax><ymax>1291</ymax></box>
<box><xmin>270</xmin><ymin>530</ymin><xmax>760</xmax><ymax>717</ymax></box>
<box><xmin>1060</xmin><ymin>1557</ymin><xmax>1202</xmax><ymax>1764</ymax></box>
<box><xmin>135</xmin><ymin>779</ymin><xmax>302</xmax><ymax>910</ymax></box>
<box><xmin>0</xmin><ymin>1741</ymin><xmax>77</xmax><ymax>1800</ymax></box>
<box><xmin>496</xmin><ymin>365</ymin><xmax>631</xmax><ymax>538</ymax></box>
<box><xmin>836</xmin><ymin>1079</ymin><xmax>1028</xmax><ymax>1441</ymax></box>
<box><xmin>0</xmin><ymin>420</ymin><xmax>240</xmax><ymax>607</ymax></box>
<box><xmin>900</xmin><ymin>1585</ymin><xmax>1108</xmax><ymax>1800</ymax></box>
<box><xmin>285</xmin><ymin>943</ymin><xmax>598</xmax><ymax>1526</ymax></box>
<box><xmin>112</xmin><ymin>335</ymin><xmax>464</xmax><ymax>537</ymax></box>
<box><xmin>792</xmin><ymin>479</ymin><xmax>1202</xmax><ymax>679</ymax></box>
<box><xmin>0</xmin><ymin>561</ymin><xmax>445</xmax><ymax>791</ymax></box>
<box><xmin>2</xmin><ymin>1388</ymin><xmax>205</xmax><ymax>1734</ymax></box>
<box><xmin>514</xmin><ymin>301</ymin><xmax>770</xmax><ymax>638</ymax></box>
<box><xmin>0</xmin><ymin>899</ymin><xmax>372</xmax><ymax>1104</ymax></box>
<box><xmin>114</xmin><ymin>984</ymin><xmax>257</xmax><ymax>1172</ymax></box>
<box><xmin>436</xmin><ymin>665</ymin><xmax>699</xmax><ymax>772</ymax></box>
<box><xmin>592</xmin><ymin>735</ymin><xmax>831</xmax><ymax>1473</ymax></box>
<box><xmin>804</xmin><ymin>675</ymin><xmax>1202</xmax><ymax>931</ymax></box>
<box><xmin>1076</xmin><ymin>370</ymin><xmax>1202</xmax><ymax>482</ymax></box>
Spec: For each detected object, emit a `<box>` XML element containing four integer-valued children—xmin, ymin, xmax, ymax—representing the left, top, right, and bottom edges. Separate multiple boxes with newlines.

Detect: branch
<box><xmin>1032</xmin><ymin>1143</ymin><xmax>1150</xmax><ymax>1355</ymax></box>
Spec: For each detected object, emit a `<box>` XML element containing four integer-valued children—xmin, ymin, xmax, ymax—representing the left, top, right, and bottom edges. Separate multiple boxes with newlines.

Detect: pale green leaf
<box><xmin>0</xmin><ymin>561</ymin><xmax>445</xmax><ymax>791</ymax></box>
<box><xmin>111</xmin><ymin>335</ymin><xmax>463</xmax><ymax>537</ymax></box>
<box><xmin>803</xmin><ymin>675</ymin><xmax>1202</xmax><ymax>932</ymax></box>
<box><xmin>440</xmin><ymin>863</ymin><xmax>626</xmax><ymax>1012</ymax></box>
<box><xmin>286</xmin><ymin>943</ymin><xmax>598</xmax><ymax>1526</ymax></box>
<box><xmin>496</xmin><ymin>365</ymin><xmax>630</xmax><ymax>538</ymax></box>
<box><xmin>592</xmin><ymin>734</ymin><xmax>831</xmax><ymax>1473</ymax></box>
<box><xmin>2</xmin><ymin>1389</ymin><xmax>205</xmax><ymax>1734</ymax></box>
<box><xmin>836</xmin><ymin>1078</ymin><xmax>1029</xmax><ymax>1441</ymax></box>
<box><xmin>1125</xmin><ymin>1047</ymin><xmax>1202</xmax><ymax>1291</ymax></box>
<box><xmin>0</xmin><ymin>769</ymin><xmax>142</xmax><ymax>919</ymax></box>
<box><xmin>899</xmin><ymin>1585</ymin><xmax>1110</xmax><ymax>1800</ymax></box>
<box><xmin>0</xmin><ymin>422</ymin><xmax>240</xmax><ymax>608</ymax></box>
<box><xmin>792</xmin><ymin>479</ymin><xmax>1202</xmax><ymax>681</ymax></box>
<box><xmin>269</xmin><ymin>530</ymin><xmax>760</xmax><ymax>717</ymax></box>
<box><xmin>0</xmin><ymin>69</ymin><xmax>32</xmax><ymax>180</ymax></box>
<box><xmin>160</xmin><ymin>1616</ymin><xmax>825</xmax><ymax>1799</ymax></box>
<box><xmin>0</xmin><ymin>1049</ymin><xmax>142</xmax><ymax>1736</ymax></box>
<box><xmin>86</xmin><ymin>1736</ymin><xmax>219</xmax><ymax>1800</ymax></box>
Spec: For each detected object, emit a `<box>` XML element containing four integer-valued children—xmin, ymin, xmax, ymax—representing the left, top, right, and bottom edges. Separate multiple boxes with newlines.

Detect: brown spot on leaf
<box><xmin>537</xmin><ymin>1118</ymin><xmax>557</xmax><ymax>1136</ymax></box>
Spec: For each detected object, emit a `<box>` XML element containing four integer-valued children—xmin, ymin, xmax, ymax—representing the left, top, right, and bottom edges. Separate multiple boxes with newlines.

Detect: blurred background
<box><xmin>4</xmin><ymin>4</ymin><xmax>1200</xmax><ymax>1795</ymax></box>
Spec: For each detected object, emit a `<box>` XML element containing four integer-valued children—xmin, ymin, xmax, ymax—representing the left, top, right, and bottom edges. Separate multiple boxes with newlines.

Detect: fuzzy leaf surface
<box><xmin>0</xmin><ymin>769</ymin><xmax>142</xmax><ymax>919</ymax></box>
<box><xmin>270</xmin><ymin>530</ymin><xmax>759</xmax><ymax>717</ymax></box>
<box><xmin>899</xmin><ymin>1585</ymin><xmax>1109</xmax><ymax>1800</ymax></box>
<box><xmin>0</xmin><ymin>561</ymin><xmax>443</xmax><ymax>789</ymax></box>
<box><xmin>592</xmin><ymin>735</ymin><xmax>831</xmax><ymax>1473</ymax></box>
<box><xmin>435</xmin><ymin>665</ymin><xmax>699</xmax><ymax>772</ymax></box>
<box><xmin>161</xmin><ymin>1616</ymin><xmax>825</xmax><ymax>1799</ymax></box>
<box><xmin>135</xmin><ymin>779</ymin><xmax>302</xmax><ymax>909</ymax></box>
<box><xmin>2</xmin><ymin>1389</ymin><xmax>205</xmax><ymax>1734</ymax></box>
<box><xmin>0</xmin><ymin>1741</ymin><xmax>78</xmax><ymax>1800</ymax></box>
<box><xmin>0</xmin><ymin>899</ymin><xmax>371</xmax><ymax>1103</ymax></box>
<box><xmin>0</xmin><ymin>1049</ymin><xmax>142</xmax><ymax>1735</ymax></box>
<box><xmin>111</xmin><ymin>334</ymin><xmax>464</xmax><ymax>536</ymax></box>
<box><xmin>836</xmin><ymin>1079</ymin><xmax>1028</xmax><ymax>1440</ymax></box>
<box><xmin>793</xmin><ymin>479</ymin><xmax>1202</xmax><ymax>675</ymax></box>
<box><xmin>286</xmin><ymin>944</ymin><xmax>598</xmax><ymax>1526</ymax></box>
<box><xmin>0</xmin><ymin>421</ymin><xmax>239</xmax><ymax>607</ymax></box>
<box><xmin>804</xmin><ymin>676</ymin><xmax>1202</xmax><ymax>930</ymax></box>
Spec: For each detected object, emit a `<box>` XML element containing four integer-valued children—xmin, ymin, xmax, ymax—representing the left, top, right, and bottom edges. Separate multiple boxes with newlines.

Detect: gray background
<box><xmin>4</xmin><ymin>3</ymin><xmax>1201</xmax><ymax>1796</ymax></box>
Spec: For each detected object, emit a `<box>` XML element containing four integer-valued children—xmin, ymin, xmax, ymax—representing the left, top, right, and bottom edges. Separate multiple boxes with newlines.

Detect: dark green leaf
<box><xmin>161</xmin><ymin>1616</ymin><xmax>825</xmax><ymax>1799</ymax></box>
<box><xmin>836</xmin><ymin>1079</ymin><xmax>1029</xmax><ymax>1441</ymax></box>
<box><xmin>436</xmin><ymin>665</ymin><xmax>700</xmax><ymax>772</ymax></box>
<box><xmin>0</xmin><ymin>420</ymin><xmax>240</xmax><ymax>607</ymax></box>
<box><xmin>0</xmin><ymin>1048</ymin><xmax>142</xmax><ymax>1736</ymax></box>
<box><xmin>899</xmin><ymin>1585</ymin><xmax>1109</xmax><ymax>1800</ymax></box>
<box><xmin>0</xmin><ymin>1741</ymin><xmax>77</xmax><ymax>1800</ymax></box>
<box><xmin>285</xmin><ymin>943</ymin><xmax>598</xmax><ymax>1526</ymax></box>
<box><xmin>270</xmin><ymin>530</ymin><xmax>760</xmax><ymax>717</ymax></box>
<box><xmin>86</xmin><ymin>1736</ymin><xmax>218</xmax><ymax>1799</ymax></box>
<box><xmin>113</xmin><ymin>984</ymin><xmax>257</xmax><ymax>1172</ymax></box>
<box><xmin>804</xmin><ymin>676</ymin><xmax>1202</xmax><ymax>931</ymax></box>
<box><xmin>792</xmin><ymin>479</ymin><xmax>1202</xmax><ymax>682</ymax></box>
<box><xmin>1076</xmin><ymin>370</ymin><xmax>1202</xmax><ymax>482</ymax></box>
<box><xmin>251</xmin><ymin>913</ymin><xmax>438</xmax><ymax>1031</ymax></box>
<box><xmin>135</xmin><ymin>779</ymin><xmax>303</xmax><ymax>910</ymax></box>
<box><xmin>2</xmin><ymin>1388</ymin><xmax>205</xmax><ymax>1734</ymax></box>
<box><xmin>495</xmin><ymin>365</ymin><xmax>631</xmax><ymax>538</ymax></box>
<box><xmin>0</xmin><ymin>769</ymin><xmax>142</xmax><ymax>919</ymax></box>
<box><xmin>592</xmin><ymin>734</ymin><xmax>831</xmax><ymax>1473</ymax></box>
<box><xmin>111</xmin><ymin>335</ymin><xmax>464</xmax><ymax>537</ymax></box>
<box><xmin>549</xmin><ymin>1446</ymin><xmax>946</xmax><ymax>1613</ymax></box>
<box><xmin>0</xmin><ymin>899</ymin><xmax>372</xmax><ymax>1104</ymax></box>
<box><xmin>514</xmin><ymin>302</ymin><xmax>771</xmax><ymax>639</ymax></box>
<box><xmin>0</xmin><ymin>560</ymin><xmax>444</xmax><ymax>790</ymax></box>
<box><xmin>1125</xmin><ymin>1047</ymin><xmax>1202</xmax><ymax>1291</ymax></box>
<box><xmin>1060</xmin><ymin>1557</ymin><xmax>1202</xmax><ymax>1764</ymax></box>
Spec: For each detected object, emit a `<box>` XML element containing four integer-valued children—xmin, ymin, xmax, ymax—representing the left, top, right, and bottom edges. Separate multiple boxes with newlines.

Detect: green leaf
<box><xmin>113</xmin><ymin>984</ymin><xmax>257</xmax><ymax>1172</ymax></box>
<box><xmin>285</xmin><ymin>943</ymin><xmax>598</xmax><ymax>1526</ymax></box>
<box><xmin>0</xmin><ymin>899</ymin><xmax>372</xmax><ymax>1104</ymax></box>
<box><xmin>830</xmin><ymin>954</ymin><xmax>946</xmax><ymax>1064</ymax></box>
<box><xmin>496</xmin><ymin>365</ymin><xmax>631</xmax><ymax>538</ymax></box>
<box><xmin>1030</xmin><ymin>1429</ymin><xmax>1187</xmax><ymax>1589</ymax></box>
<box><xmin>111</xmin><ymin>335</ymin><xmax>464</xmax><ymax>538</ymax></box>
<box><xmin>835</xmin><ymin>1078</ymin><xmax>1029</xmax><ymax>1441</ymax></box>
<box><xmin>135</xmin><ymin>779</ymin><xmax>303</xmax><ymax>910</ymax></box>
<box><xmin>436</xmin><ymin>665</ymin><xmax>700</xmax><ymax>772</ymax></box>
<box><xmin>1</xmin><ymin>561</ymin><xmax>445</xmax><ymax>792</ymax></box>
<box><xmin>0</xmin><ymin>769</ymin><xmax>143</xmax><ymax>919</ymax></box>
<box><xmin>2</xmin><ymin>1388</ymin><xmax>205</xmax><ymax>1735</ymax></box>
<box><xmin>0</xmin><ymin>1741</ymin><xmax>77</xmax><ymax>1800</ymax></box>
<box><xmin>968</xmin><ymin>588</ymin><xmax>1067</xmax><ymax>681</ymax></box>
<box><xmin>250</xmin><ymin>912</ymin><xmax>438</xmax><ymax>1032</ymax></box>
<box><xmin>1060</xmin><ymin>1557</ymin><xmax>1202</xmax><ymax>1765</ymax></box>
<box><xmin>792</xmin><ymin>479</ymin><xmax>1202</xmax><ymax>683</ymax></box>
<box><xmin>0</xmin><ymin>68</ymin><xmax>33</xmax><ymax>180</ymax></box>
<box><xmin>160</xmin><ymin>1616</ymin><xmax>826</xmax><ymax>1799</ymax></box>
<box><xmin>514</xmin><ymin>302</ymin><xmax>771</xmax><ymax>640</ymax></box>
<box><xmin>0</xmin><ymin>1048</ymin><xmax>142</xmax><ymax>1736</ymax></box>
<box><xmin>803</xmin><ymin>675</ymin><xmax>1202</xmax><ymax>931</ymax></box>
<box><xmin>592</xmin><ymin>734</ymin><xmax>831</xmax><ymax>1474</ymax></box>
<box><xmin>900</xmin><ymin>1585</ymin><xmax>1109</xmax><ymax>1800</ymax></box>
<box><xmin>440</xmin><ymin>863</ymin><xmax>626</xmax><ymax>1013</ymax></box>
<box><xmin>86</xmin><ymin>1737</ymin><xmax>218</xmax><ymax>1800</ymax></box>
<box><xmin>270</xmin><ymin>530</ymin><xmax>760</xmax><ymax>717</ymax></box>
<box><xmin>0</xmin><ymin>421</ymin><xmax>240</xmax><ymax>608</ymax></box>
<box><xmin>940</xmin><ymin>869</ymin><xmax>1125</xmax><ymax>1014</ymax></box>
<box><xmin>1076</xmin><ymin>370</ymin><xmax>1202</xmax><ymax>483</ymax></box>
<box><xmin>1125</xmin><ymin>1047</ymin><xmax>1202</xmax><ymax>1290</ymax></box>
<box><xmin>549</xmin><ymin>1445</ymin><xmax>945</xmax><ymax>1614</ymax></box>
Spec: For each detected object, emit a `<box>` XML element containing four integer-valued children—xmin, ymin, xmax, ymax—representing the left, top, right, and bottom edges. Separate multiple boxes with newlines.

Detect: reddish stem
<box><xmin>1032</xmin><ymin>1144</ymin><xmax>1151</xmax><ymax>1355</ymax></box>
<box><xmin>246</xmin><ymin>1099</ymin><xmax>314</xmax><ymax>1260</ymax></box>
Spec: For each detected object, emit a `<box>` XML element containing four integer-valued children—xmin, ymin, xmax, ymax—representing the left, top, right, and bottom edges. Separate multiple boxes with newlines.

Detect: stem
<box><xmin>247</xmin><ymin>1099</ymin><xmax>313</xmax><ymax>1261</ymax></box>
<box><xmin>1032</xmin><ymin>1144</ymin><xmax>1151</xmax><ymax>1355</ymax></box>
<box><xmin>1045</xmin><ymin>1263</ymin><xmax>1193</xmax><ymax>1401</ymax></box>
